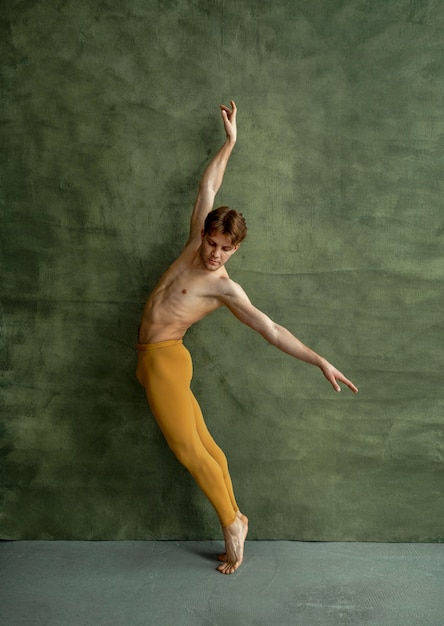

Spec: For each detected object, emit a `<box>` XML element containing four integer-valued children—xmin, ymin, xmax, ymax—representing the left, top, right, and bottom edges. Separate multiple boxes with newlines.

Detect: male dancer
<box><xmin>137</xmin><ymin>100</ymin><xmax>358</xmax><ymax>574</ymax></box>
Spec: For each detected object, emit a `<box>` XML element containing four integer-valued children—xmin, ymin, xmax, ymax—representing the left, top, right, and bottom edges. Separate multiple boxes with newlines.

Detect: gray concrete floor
<box><xmin>0</xmin><ymin>540</ymin><xmax>443</xmax><ymax>625</ymax></box>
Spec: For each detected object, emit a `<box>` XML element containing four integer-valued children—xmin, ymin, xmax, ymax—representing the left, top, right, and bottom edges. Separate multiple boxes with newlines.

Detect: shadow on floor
<box><xmin>1</xmin><ymin>540</ymin><xmax>443</xmax><ymax>625</ymax></box>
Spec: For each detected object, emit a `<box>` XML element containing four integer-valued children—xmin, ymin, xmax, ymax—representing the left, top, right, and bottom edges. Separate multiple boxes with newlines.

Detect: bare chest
<box><xmin>147</xmin><ymin>267</ymin><xmax>222</xmax><ymax>325</ymax></box>
<box><xmin>165</xmin><ymin>273</ymin><xmax>220</xmax><ymax>316</ymax></box>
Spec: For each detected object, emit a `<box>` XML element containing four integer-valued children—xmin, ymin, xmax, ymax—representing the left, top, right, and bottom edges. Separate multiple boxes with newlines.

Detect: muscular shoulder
<box><xmin>214</xmin><ymin>275</ymin><xmax>271</xmax><ymax>332</ymax></box>
<box><xmin>214</xmin><ymin>276</ymin><xmax>250</xmax><ymax>304</ymax></box>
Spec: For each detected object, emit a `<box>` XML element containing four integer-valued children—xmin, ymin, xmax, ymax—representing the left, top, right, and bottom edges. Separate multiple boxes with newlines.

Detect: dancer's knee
<box><xmin>169</xmin><ymin>440</ymin><xmax>202</xmax><ymax>471</ymax></box>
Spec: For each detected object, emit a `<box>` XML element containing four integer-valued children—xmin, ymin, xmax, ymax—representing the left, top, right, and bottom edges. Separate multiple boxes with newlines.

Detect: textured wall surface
<box><xmin>1</xmin><ymin>0</ymin><xmax>443</xmax><ymax>540</ymax></box>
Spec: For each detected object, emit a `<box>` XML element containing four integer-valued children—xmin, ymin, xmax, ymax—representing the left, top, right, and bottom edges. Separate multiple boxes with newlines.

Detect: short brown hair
<box><xmin>203</xmin><ymin>206</ymin><xmax>247</xmax><ymax>245</ymax></box>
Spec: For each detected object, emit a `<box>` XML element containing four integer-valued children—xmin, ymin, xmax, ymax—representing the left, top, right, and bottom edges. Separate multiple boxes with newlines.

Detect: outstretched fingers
<box><xmin>332</xmin><ymin>370</ymin><xmax>358</xmax><ymax>394</ymax></box>
<box><xmin>220</xmin><ymin>100</ymin><xmax>236</xmax><ymax>116</ymax></box>
<box><xmin>322</xmin><ymin>362</ymin><xmax>358</xmax><ymax>394</ymax></box>
<box><xmin>220</xmin><ymin>100</ymin><xmax>237</xmax><ymax>142</ymax></box>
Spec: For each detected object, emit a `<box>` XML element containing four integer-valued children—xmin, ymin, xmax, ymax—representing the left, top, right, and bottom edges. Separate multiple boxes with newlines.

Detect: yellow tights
<box><xmin>136</xmin><ymin>340</ymin><xmax>238</xmax><ymax>527</ymax></box>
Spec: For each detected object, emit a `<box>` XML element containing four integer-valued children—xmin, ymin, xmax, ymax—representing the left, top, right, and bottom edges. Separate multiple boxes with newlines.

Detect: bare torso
<box><xmin>138</xmin><ymin>242</ymin><xmax>229</xmax><ymax>344</ymax></box>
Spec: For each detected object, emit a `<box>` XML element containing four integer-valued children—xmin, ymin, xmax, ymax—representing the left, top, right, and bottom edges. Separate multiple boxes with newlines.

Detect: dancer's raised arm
<box><xmin>188</xmin><ymin>100</ymin><xmax>237</xmax><ymax>243</ymax></box>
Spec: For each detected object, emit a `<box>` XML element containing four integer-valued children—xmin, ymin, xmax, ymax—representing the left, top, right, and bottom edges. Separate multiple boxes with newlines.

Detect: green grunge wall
<box><xmin>1</xmin><ymin>0</ymin><xmax>443</xmax><ymax>541</ymax></box>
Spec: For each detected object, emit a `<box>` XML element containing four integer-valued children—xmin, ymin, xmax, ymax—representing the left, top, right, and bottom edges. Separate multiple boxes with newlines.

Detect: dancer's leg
<box><xmin>137</xmin><ymin>341</ymin><xmax>247</xmax><ymax>573</ymax></box>
<box><xmin>137</xmin><ymin>342</ymin><xmax>236</xmax><ymax>527</ymax></box>
<box><xmin>189</xmin><ymin>392</ymin><xmax>239</xmax><ymax>514</ymax></box>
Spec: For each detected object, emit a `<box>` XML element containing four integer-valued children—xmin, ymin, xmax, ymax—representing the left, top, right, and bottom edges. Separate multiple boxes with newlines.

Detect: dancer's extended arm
<box><xmin>218</xmin><ymin>280</ymin><xmax>358</xmax><ymax>394</ymax></box>
<box><xmin>188</xmin><ymin>101</ymin><xmax>237</xmax><ymax>243</ymax></box>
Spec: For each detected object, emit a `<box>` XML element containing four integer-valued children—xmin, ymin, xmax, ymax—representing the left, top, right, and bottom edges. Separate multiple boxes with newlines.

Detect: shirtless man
<box><xmin>136</xmin><ymin>100</ymin><xmax>358</xmax><ymax>575</ymax></box>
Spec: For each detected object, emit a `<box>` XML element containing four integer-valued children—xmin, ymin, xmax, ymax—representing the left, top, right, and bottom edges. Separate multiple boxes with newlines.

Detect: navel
<box><xmin>182</xmin><ymin>289</ymin><xmax>187</xmax><ymax>294</ymax></box>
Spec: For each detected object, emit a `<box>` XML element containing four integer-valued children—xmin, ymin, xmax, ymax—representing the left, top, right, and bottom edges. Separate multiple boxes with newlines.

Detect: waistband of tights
<box><xmin>136</xmin><ymin>339</ymin><xmax>183</xmax><ymax>351</ymax></box>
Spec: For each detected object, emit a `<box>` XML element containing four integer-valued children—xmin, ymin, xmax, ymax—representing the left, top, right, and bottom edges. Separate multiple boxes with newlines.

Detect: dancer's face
<box><xmin>200</xmin><ymin>230</ymin><xmax>240</xmax><ymax>271</ymax></box>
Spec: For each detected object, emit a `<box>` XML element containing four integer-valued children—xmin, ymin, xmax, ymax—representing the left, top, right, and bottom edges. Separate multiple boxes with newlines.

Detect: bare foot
<box><xmin>218</xmin><ymin>511</ymin><xmax>248</xmax><ymax>563</ymax></box>
<box><xmin>217</xmin><ymin>513</ymin><xmax>248</xmax><ymax>574</ymax></box>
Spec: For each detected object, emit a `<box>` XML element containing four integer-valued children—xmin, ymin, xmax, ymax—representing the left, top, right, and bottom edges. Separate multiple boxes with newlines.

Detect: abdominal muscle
<box><xmin>138</xmin><ymin>281</ymin><xmax>222</xmax><ymax>344</ymax></box>
<box><xmin>138</xmin><ymin>320</ymin><xmax>187</xmax><ymax>344</ymax></box>
<box><xmin>137</xmin><ymin>293</ymin><xmax>191</xmax><ymax>344</ymax></box>
<box><xmin>138</xmin><ymin>244</ymin><xmax>226</xmax><ymax>344</ymax></box>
